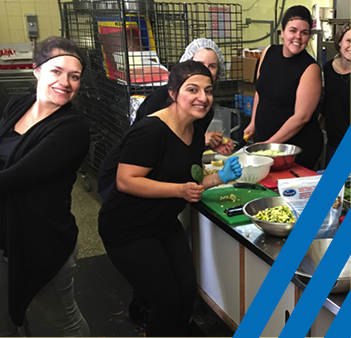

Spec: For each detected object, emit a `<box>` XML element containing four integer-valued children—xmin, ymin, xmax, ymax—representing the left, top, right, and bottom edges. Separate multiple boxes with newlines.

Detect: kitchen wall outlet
<box><xmin>26</xmin><ymin>14</ymin><xmax>39</xmax><ymax>38</ymax></box>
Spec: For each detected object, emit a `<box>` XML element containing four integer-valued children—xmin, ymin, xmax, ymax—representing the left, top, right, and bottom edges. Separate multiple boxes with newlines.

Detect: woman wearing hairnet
<box><xmin>136</xmin><ymin>38</ymin><xmax>233</xmax><ymax>154</ymax></box>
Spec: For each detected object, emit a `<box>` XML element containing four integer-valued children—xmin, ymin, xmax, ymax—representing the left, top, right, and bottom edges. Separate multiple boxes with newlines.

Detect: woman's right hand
<box><xmin>180</xmin><ymin>182</ymin><xmax>204</xmax><ymax>202</ymax></box>
<box><xmin>213</xmin><ymin>137</ymin><xmax>234</xmax><ymax>155</ymax></box>
<box><xmin>243</xmin><ymin>122</ymin><xmax>256</xmax><ymax>140</ymax></box>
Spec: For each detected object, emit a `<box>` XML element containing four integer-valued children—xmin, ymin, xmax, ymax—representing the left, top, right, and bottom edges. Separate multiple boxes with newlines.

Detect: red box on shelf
<box><xmin>0</xmin><ymin>63</ymin><xmax>33</xmax><ymax>70</ymax></box>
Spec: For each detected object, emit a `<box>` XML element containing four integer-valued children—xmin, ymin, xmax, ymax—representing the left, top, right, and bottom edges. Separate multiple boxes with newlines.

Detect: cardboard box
<box><xmin>243</xmin><ymin>83</ymin><xmax>256</xmax><ymax>96</ymax></box>
<box><xmin>230</xmin><ymin>56</ymin><xmax>259</xmax><ymax>83</ymax></box>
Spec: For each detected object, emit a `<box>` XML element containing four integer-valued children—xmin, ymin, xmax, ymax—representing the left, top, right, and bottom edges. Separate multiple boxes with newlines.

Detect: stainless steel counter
<box><xmin>194</xmin><ymin>201</ymin><xmax>346</xmax><ymax>316</ymax></box>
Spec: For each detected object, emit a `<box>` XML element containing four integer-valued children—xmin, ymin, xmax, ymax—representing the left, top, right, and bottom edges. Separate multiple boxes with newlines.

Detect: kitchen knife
<box><xmin>233</xmin><ymin>182</ymin><xmax>267</xmax><ymax>191</ymax></box>
<box><xmin>224</xmin><ymin>205</ymin><xmax>244</xmax><ymax>217</ymax></box>
<box><xmin>202</xmin><ymin>134</ymin><xmax>249</xmax><ymax>164</ymax></box>
<box><xmin>234</xmin><ymin>134</ymin><xmax>250</xmax><ymax>152</ymax></box>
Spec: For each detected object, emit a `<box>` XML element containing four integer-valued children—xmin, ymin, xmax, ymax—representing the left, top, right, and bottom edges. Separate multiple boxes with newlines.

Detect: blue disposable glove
<box><xmin>218</xmin><ymin>156</ymin><xmax>242</xmax><ymax>184</ymax></box>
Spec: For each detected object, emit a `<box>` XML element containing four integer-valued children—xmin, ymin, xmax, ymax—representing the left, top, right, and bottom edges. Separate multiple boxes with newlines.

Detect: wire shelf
<box><xmin>58</xmin><ymin>0</ymin><xmax>244</xmax><ymax>179</ymax></box>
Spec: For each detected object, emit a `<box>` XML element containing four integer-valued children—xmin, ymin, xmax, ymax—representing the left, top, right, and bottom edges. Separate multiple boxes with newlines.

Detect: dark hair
<box><xmin>281</xmin><ymin>5</ymin><xmax>313</xmax><ymax>33</ymax></box>
<box><xmin>334</xmin><ymin>22</ymin><xmax>350</xmax><ymax>53</ymax></box>
<box><xmin>33</xmin><ymin>36</ymin><xmax>86</xmax><ymax>72</ymax></box>
<box><xmin>167</xmin><ymin>60</ymin><xmax>213</xmax><ymax>102</ymax></box>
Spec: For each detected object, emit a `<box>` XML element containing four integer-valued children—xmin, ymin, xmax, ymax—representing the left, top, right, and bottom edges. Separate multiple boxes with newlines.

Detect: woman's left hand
<box><xmin>213</xmin><ymin>137</ymin><xmax>234</xmax><ymax>155</ymax></box>
<box><xmin>205</xmin><ymin>131</ymin><xmax>222</xmax><ymax>149</ymax></box>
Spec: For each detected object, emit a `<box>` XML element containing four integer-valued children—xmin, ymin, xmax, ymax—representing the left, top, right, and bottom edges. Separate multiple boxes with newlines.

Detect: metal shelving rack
<box><xmin>58</xmin><ymin>0</ymin><xmax>244</xmax><ymax>182</ymax></box>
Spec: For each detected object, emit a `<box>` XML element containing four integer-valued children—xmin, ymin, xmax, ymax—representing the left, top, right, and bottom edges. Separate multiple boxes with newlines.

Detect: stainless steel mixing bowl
<box><xmin>295</xmin><ymin>239</ymin><xmax>351</xmax><ymax>293</ymax></box>
<box><xmin>243</xmin><ymin>196</ymin><xmax>295</xmax><ymax>237</ymax></box>
<box><xmin>244</xmin><ymin>143</ymin><xmax>303</xmax><ymax>171</ymax></box>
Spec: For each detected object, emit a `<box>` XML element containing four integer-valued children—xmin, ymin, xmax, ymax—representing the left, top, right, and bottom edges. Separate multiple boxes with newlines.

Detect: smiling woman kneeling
<box><xmin>98</xmin><ymin>60</ymin><xmax>241</xmax><ymax>337</ymax></box>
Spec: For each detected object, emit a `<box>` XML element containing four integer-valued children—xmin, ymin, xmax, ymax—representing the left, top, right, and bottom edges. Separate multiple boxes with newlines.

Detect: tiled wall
<box><xmin>0</xmin><ymin>0</ymin><xmax>334</xmax><ymax>45</ymax></box>
<box><xmin>0</xmin><ymin>0</ymin><xmax>61</xmax><ymax>43</ymax></box>
<box><xmin>239</xmin><ymin>0</ymin><xmax>333</xmax><ymax>48</ymax></box>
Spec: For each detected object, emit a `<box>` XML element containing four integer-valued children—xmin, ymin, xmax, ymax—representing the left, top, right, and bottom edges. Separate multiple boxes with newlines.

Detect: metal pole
<box><xmin>246</xmin><ymin>19</ymin><xmax>275</xmax><ymax>45</ymax></box>
<box><xmin>311</xmin><ymin>29</ymin><xmax>323</xmax><ymax>66</ymax></box>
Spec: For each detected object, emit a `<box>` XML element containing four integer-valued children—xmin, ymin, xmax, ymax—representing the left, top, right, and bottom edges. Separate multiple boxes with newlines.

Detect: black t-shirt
<box><xmin>321</xmin><ymin>60</ymin><xmax>350</xmax><ymax>146</ymax></box>
<box><xmin>98</xmin><ymin>116</ymin><xmax>204</xmax><ymax>245</ymax></box>
<box><xmin>98</xmin><ymin>85</ymin><xmax>214</xmax><ymax>193</ymax></box>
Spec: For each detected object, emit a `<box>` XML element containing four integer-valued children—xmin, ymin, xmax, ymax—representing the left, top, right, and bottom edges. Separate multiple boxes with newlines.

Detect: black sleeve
<box><xmin>134</xmin><ymin>85</ymin><xmax>169</xmax><ymax>125</ymax></box>
<box><xmin>120</xmin><ymin>118</ymin><xmax>164</xmax><ymax>168</ymax></box>
<box><xmin>0</xmin><ymin>119</ymin><xmax>90</xmax><ymax>191</ymax></box>
<box><xmin>0</xmin><ymin>95</ymin><xmax>24</xmax><ymax>123</ymax></box>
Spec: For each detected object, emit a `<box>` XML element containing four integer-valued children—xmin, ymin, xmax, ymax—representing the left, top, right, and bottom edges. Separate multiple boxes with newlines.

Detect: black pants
<box><xmin>103</xmin><ymin>220</ymin><xmax>197</xmax><ymax>337</ymax></box>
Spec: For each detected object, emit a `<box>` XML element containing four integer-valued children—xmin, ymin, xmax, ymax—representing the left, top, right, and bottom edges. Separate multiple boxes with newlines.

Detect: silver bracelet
<box><xmin>212</xmin><ymin>173</ymin><xmax>218</xmax><ymax>187</ymax></box>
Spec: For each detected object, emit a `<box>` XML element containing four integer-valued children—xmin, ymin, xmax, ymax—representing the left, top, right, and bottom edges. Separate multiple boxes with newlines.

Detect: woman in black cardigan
<box><xmin>0</xmin><ymin>36</ymin><xmax>90</xmax><ymax>336</ymax></box>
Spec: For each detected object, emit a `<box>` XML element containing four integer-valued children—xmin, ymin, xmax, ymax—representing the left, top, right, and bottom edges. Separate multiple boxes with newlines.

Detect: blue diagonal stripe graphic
<box><xmin>234</xmin><ymin>126</ymin><xmax>351</xmax><ymax>338</ymax></box>
<box><xmin>325</xmin><ymin>286</ymin><xmax>351</xmax><ymax>337</ymax></box>
<box><xmin>280</xmin><ymin>211</ymin><xmax>351</xmax><ymax>337</ymax></box>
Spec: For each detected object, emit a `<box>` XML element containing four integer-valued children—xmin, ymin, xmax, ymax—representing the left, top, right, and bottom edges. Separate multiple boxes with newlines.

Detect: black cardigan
<box><xmin>0</xmin><ymin>94</ymin><xmax>90</xmax><ymax>326</ymax></box>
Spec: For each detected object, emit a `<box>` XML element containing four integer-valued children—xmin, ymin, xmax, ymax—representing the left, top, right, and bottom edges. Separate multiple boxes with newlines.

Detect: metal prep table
<box><xmin>179</xmin><ymin>199</ymin><xmax>347</xmax><ymax>337</ymax></box>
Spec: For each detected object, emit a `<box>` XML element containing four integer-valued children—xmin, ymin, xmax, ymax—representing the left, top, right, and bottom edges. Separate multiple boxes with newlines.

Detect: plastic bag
<box><xmin>278</xmin><ymin>175</ymin><xmax>344</xmax><ymax>239</ymax></box>
<box><xmin>129</xmin><ymin>95</ymin><xmax>146</xmax><ymax>125</ymax></box>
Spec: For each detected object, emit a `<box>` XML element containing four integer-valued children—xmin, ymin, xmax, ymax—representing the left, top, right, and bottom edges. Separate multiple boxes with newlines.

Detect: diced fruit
<box><xmin>221</xmin><ymin>137</ymin><xmax>228</xmax><ymax>144</ymax></box>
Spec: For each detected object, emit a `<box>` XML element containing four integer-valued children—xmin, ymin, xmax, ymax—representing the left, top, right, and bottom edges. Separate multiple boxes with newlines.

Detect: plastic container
<box><xmin>206</xmin><ymin>106</ymin><xmax>241</xmax><ymax>139</ymax></box>
<box><xmin>237</xmin><ymin>154</ymin><xmax>274</xmax><ymax>183</ymax></box>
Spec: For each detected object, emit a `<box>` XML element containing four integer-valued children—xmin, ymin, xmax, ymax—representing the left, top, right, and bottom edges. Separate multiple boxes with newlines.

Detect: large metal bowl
<box><xmin>295</xmin><ymin>239</ymin><xmax>351</xmax><ymax>293</ymax></box>
<box><xmin>243</xmin><ymin>196</ymin><xmax>295</xmax><ymax>237</ymax></box>
<box><xmin>244</xmin><ymin>143</ymin><xmax>303</xmax><ymax>171</ymax></box>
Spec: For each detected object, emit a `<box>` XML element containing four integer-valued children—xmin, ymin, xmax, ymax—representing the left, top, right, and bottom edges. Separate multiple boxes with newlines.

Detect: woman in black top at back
<box><xmin>320</xmin><ymin>23</ymin><xmax>350</xmax><ymax>167</ymax></box>
<box><xmin>244</xmin><ymin>5</ymin><xmax>324</xmax><ymax>170</ymax></box>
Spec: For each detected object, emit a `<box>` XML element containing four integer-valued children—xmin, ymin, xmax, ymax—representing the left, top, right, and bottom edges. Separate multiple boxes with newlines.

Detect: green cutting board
<box><xmin>201</xmin><ymin>185</ymin><xmax>278</xmax><ymax>226</ymax></box>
